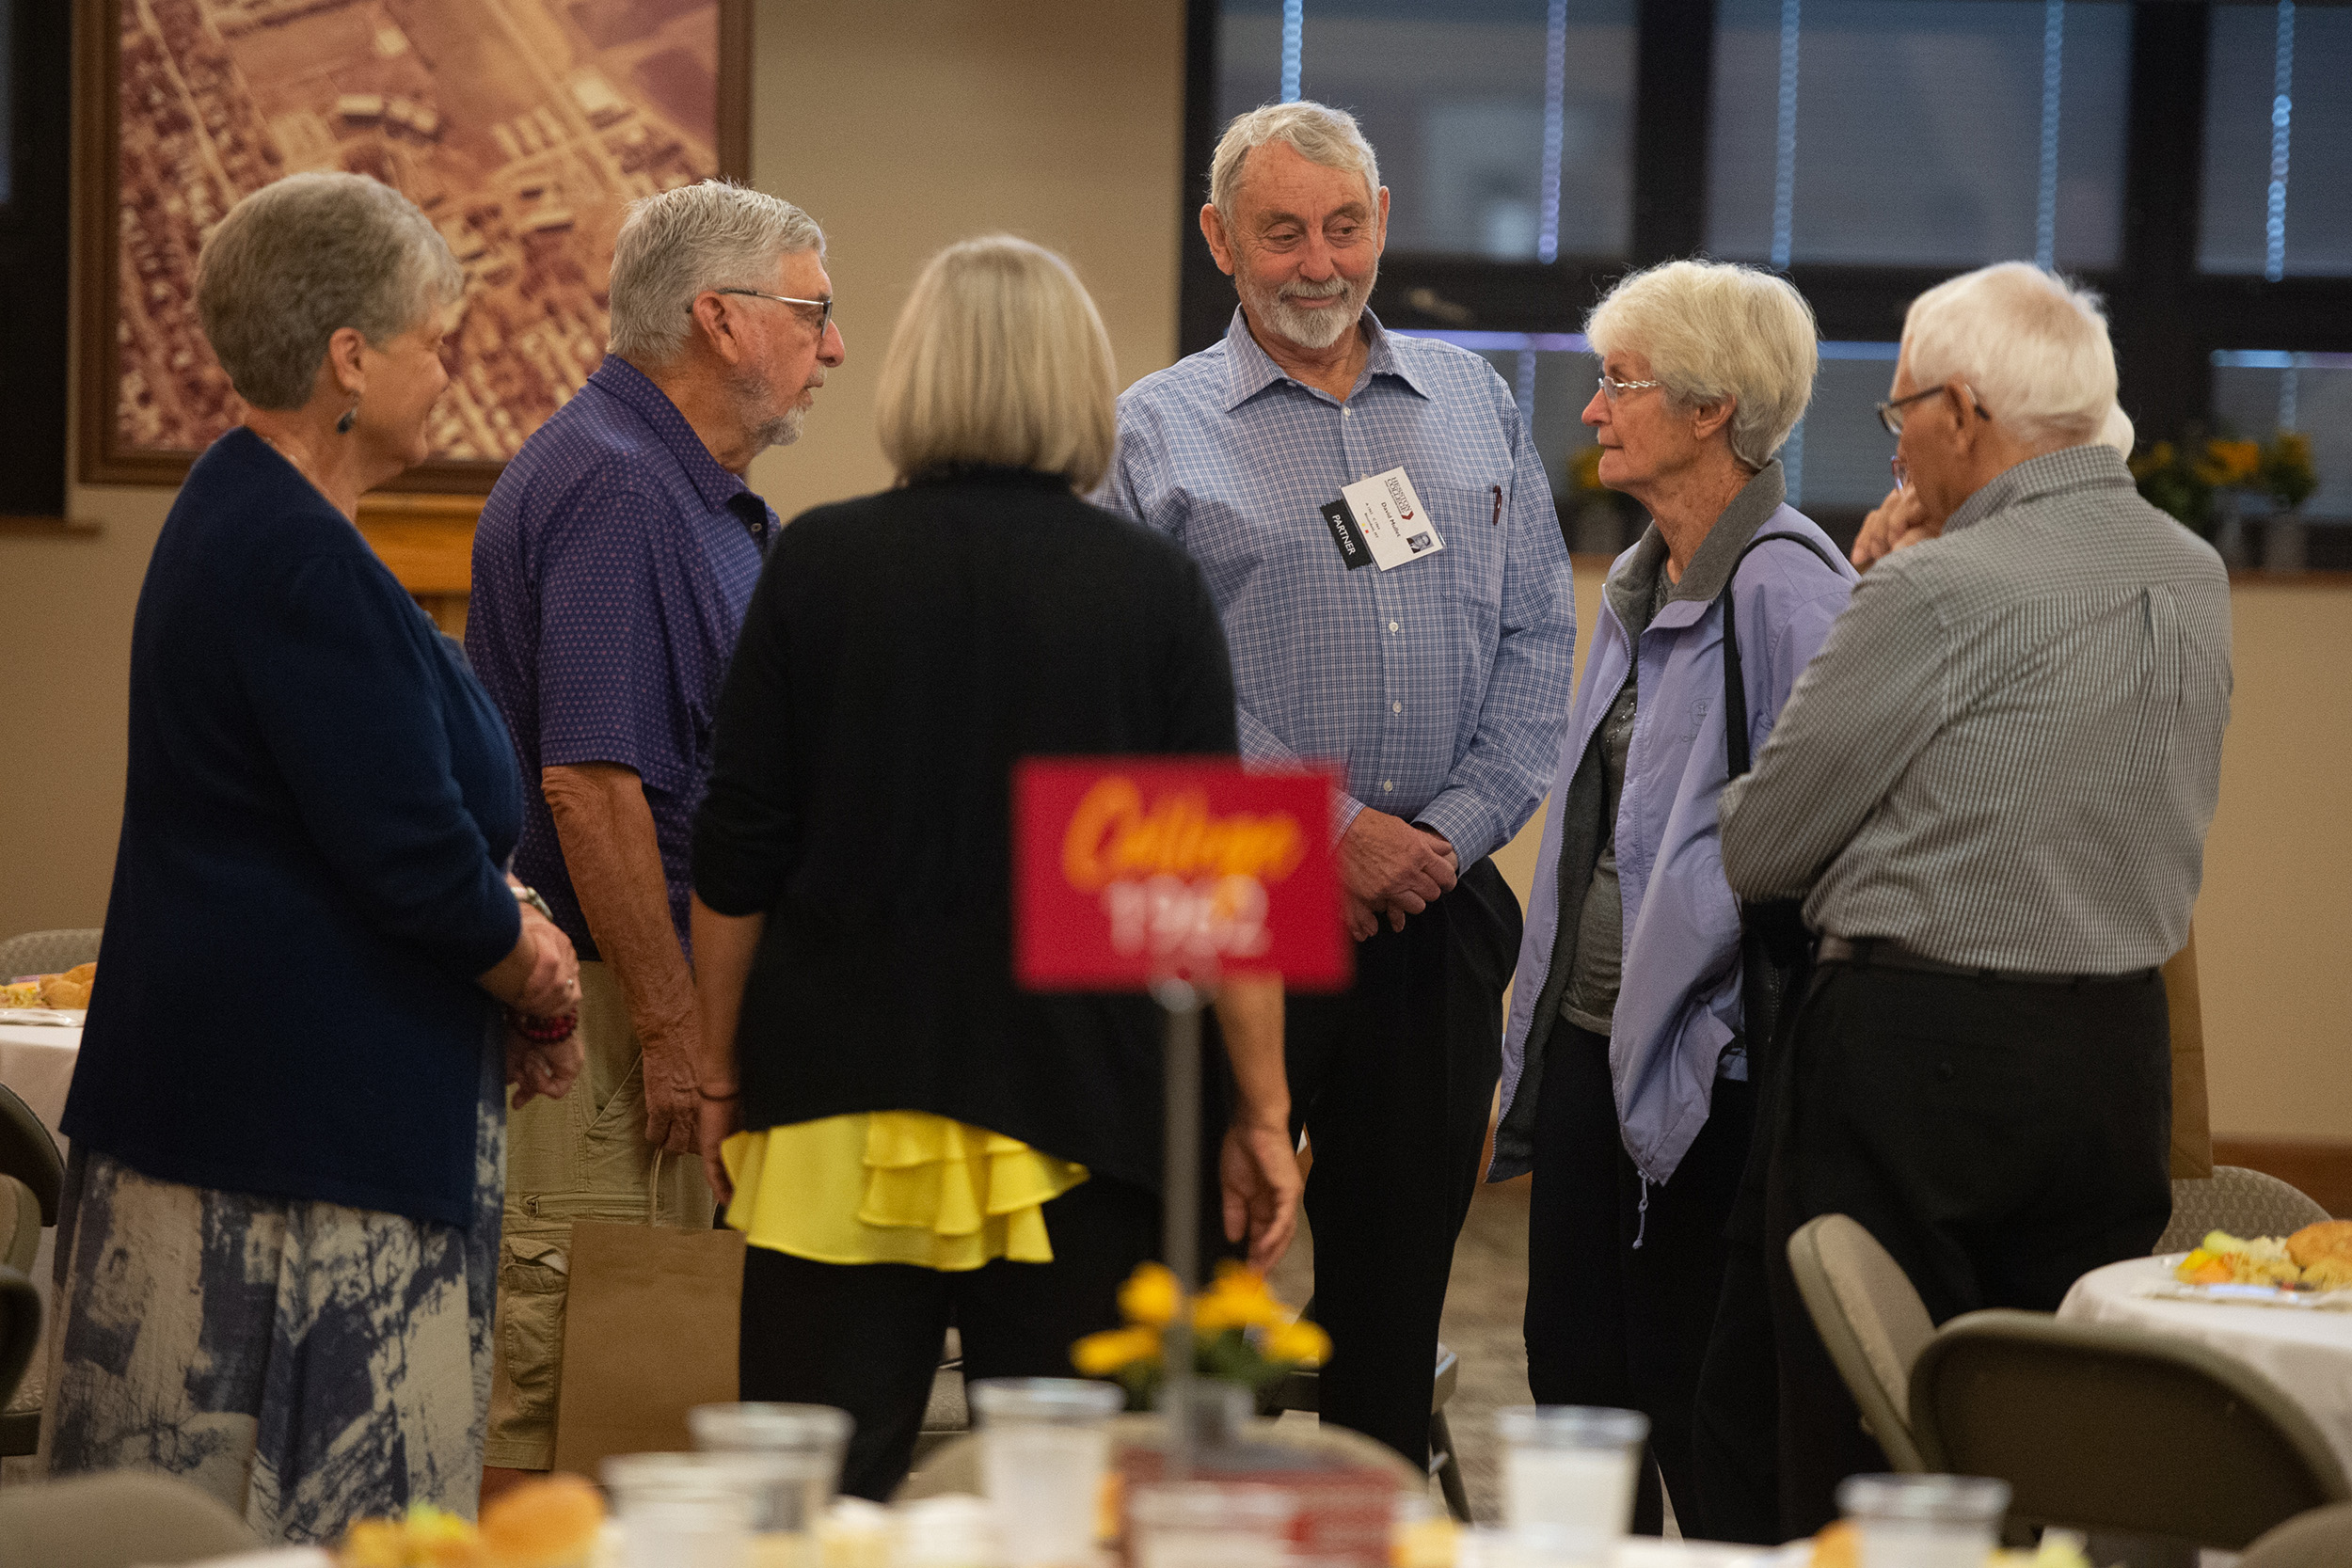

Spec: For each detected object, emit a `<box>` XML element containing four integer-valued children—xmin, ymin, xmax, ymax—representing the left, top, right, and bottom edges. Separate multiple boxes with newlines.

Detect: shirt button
<box><xmin>1392</xmin><ymin>702</ymin><xmax>1403</xmax><ymax>714</ymax></box>
<box><xmin>1382</xmin><ymin>780</ymin><xmax>1394</xmax><ymax>793</ymax></box>
<box><xmin>1389</xmin><ymin>621</ymin><xmax>1400</xmax><ymax>632</ymax></box>
<box><xmin>1343</xmin><ymin>407</ymin><xmax>1352</xmax><ymax>418</ymax></box>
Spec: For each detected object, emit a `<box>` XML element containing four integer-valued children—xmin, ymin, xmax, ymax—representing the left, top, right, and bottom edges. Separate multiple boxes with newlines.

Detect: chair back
<box><xmin>0</xmin><ymin>927</ymin><xmax>103</xmax><ymax>982</ymax></box>
<box><xmin>1910</xmin><ymin>1309</ymin><xmax>2351</xmax><ymax>1549</ymax></box>
<box><xmin>0</xmin><ymin>1172</ymin><xmax>40</xmax><ymax>1272</ymax></box>
<box><xmin>0</xmin><ymin>1264</ymin><xmax>38</xmax><ymax>1424</ymax></box>
<box><xmin>0</xmin><ymin>1469</ymin><xmax>259</xmax><ymax>1567</ymax></box>
<box><xmin>2156</xmin><ymin>1165</ymin><xmax>2330</xmax><ymax>1255</ymax></box>
<box><xmin>2243</xmin><ymin>1502</ymin><xmax>2352</xmax><ymax>1568</ymax></box>
<box><xmin>1786</xmin><ymin>1214</ymin><xmax>1935</xmax><ymax>1471</ymax></box>
<box><xmin>0</xmin><ymin>1081</ymin><xmax>63</xmax><ymax>1224</ymax></box>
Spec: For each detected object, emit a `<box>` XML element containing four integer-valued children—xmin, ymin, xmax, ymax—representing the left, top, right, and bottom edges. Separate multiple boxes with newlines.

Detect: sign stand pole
<box><xmin>1152</xmin><ymin>973</ymin><xmax>1207</xmax><ymax>1481</ymax></box>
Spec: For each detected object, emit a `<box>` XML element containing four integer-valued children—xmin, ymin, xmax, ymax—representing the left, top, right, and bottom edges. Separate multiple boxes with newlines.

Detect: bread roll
<box><xmin>479</xmin><ymin>1473</ymin><xmax>604</xmax><ymax>1568</ymax></box>
<box><xmin>2288</xmin><ymin>1219</ymin><xmax>2352</xmax><ymax>1271</ymax></box>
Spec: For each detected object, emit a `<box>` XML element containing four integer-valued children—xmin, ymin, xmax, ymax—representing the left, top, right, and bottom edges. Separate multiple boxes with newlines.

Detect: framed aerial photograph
<box><xmin>75</xmin><ymin>0</ymin><xmax>751</xmax><ymax>492</ymax></box>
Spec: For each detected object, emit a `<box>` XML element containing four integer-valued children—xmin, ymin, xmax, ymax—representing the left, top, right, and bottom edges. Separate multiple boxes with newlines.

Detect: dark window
<box><xmin>2198</xmin><ymin>3</ymin><xmax>2352</xmax><ymax>279</ymax></box>
<box><xmin>1184</xmin><ymin>0</ymin><xmax>2352</xmax><ymax>562</ymax></box>
<box><xmin>0</xmin><ymin>0</ymin><xmax>68</xmax><ymax>518</ymax></box>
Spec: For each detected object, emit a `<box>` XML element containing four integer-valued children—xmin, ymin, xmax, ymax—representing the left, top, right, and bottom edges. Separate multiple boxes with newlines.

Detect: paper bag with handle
<box><xmin>550</xmin><ymin>1152</ymin><xmax>744</xmax><ymax>1474</ymax></box>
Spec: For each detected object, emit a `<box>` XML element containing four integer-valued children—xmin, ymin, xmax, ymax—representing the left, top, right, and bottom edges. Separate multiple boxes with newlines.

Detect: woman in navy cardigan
<box><xmin>48</xmin><ymin>173</ymin><xmax>580</xmax><ymax>1543</ymax></box>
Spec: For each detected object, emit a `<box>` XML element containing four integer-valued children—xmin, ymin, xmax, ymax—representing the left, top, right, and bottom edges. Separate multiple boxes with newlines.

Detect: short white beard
<box><xmin>731</xmin><ymin>372</ymin><xmax>805</xmax><ymax>455</ymax></box>
<box><xmin>1242</xmin><ymin>264</ymin><xmax>1375</xmax><ymax>352</ymax></box>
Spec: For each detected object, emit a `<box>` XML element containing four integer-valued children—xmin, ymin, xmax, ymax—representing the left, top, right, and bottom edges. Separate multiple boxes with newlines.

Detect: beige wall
<box><xmin>0</xmin><ymin>0</ymin><xmax>2344</xmax><ymax>1142</ymax></box>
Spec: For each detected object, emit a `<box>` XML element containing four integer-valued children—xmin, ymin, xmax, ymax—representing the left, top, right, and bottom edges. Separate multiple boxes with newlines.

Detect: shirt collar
<box><xmin>1942</xmin><ymin>443</ymin><xmax>2136</xmax><ymax>536</ymax></box>
<box><xmin>1608</xmin><ymin>460</ymin><xmax>1788</xmax><ymax>629</ymax></box>
<box><xmin>585</xmin><ymin>356</ymin><xmax>760</xmax><ymax>516</ymax></box>
<box><xmin>1218</xmin><ymin>305</ymin><xmax>1434</xmax><ymax>412</ymax></box>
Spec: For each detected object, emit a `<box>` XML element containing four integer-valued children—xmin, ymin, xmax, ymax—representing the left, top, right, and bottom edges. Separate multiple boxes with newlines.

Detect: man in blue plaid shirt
<box><xmin>1101</xmin><ymin>101</ymin><xmax>1576</xmax><ymax>1467</ymax></box>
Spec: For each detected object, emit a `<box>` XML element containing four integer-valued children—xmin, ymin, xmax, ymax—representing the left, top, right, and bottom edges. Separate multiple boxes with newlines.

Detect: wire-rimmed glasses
<box><xmin>710</xmin><ymin>287</ymin><xmax>833</xmax><ymax>338</ymax></box>
<box><xmin>1596</xmin><ymin>373</ymin><xmax>1666</xmax><ymax>402</ymax></box>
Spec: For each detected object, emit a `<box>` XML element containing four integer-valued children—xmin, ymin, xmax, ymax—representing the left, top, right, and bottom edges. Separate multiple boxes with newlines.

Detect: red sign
<box><xmin>1013</xmin><ymin>758</ymin><xmax>1349</xmax><ymax>992</ymax></box>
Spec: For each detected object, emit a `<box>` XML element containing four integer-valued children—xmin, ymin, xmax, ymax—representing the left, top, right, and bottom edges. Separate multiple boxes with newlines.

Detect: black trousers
<box><xmin>1525</xmin><ymin>1022</ymin><xmax>1757</xmax><ymax>1537</ymax></box>
<box><xmin>1766</xmin><ymin>961</ymin><xmax>2173</xmax><ymax>1536</ymax></box>
<box><xmin>1284</xmin><ymin>856</ymin><xmax>1520</xmax><ymax>1465</ymax></box>
<box><xmin>737</xmin><ymin>1172</ymin><xmax>1160</xmax><ymax>1501</ymax></box>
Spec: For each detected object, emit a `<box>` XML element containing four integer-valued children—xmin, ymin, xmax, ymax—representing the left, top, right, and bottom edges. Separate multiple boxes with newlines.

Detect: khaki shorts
<box><xmin>485</xmin><ymin>960</ymin><xmax>712</xmax><ymax>1470</ymax></box>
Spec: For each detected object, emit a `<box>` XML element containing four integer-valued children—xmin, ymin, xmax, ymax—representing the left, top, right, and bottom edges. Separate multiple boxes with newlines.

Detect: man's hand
<box><xmin>1220</xmin><ymin>1117</ymin><xmax>1303</xmax><ymax>1274</ymax></box>
<box><xmin>506</xmin><ymin>1023</ymin><xmax>584</xmax><ymax>1110</ymax></box>
<box><xmin>640</xmin><ymin>1023</ymin><xmax>703</xmax><ymax>1155</ymax></box>
<box><xmin>698</xmin><ymin>1092</ymin><xmax>742</xmax><ymax>1205</ymax></box>
<box><xmin>1851</xmin><ymin>483</ymin><xmax>1943</xmax><ymax>570</ymax></box>
<box><xmin>1339</xmin><ymin>810</ymin><xmax>1457</xmax><ymax>934</ymax></box>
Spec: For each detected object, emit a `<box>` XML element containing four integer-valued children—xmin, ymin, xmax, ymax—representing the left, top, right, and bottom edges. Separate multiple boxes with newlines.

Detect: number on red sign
<box><xmin>1102</xmin><ymin>875</ymin><xmax>1271</xmax><ymax>962</ymax></box>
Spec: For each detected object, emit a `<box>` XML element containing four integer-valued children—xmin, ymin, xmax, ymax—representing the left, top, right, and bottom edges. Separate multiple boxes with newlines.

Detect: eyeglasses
<box><xmin>711</xmin><ymin>288</ymin><xmax>833</xmax><ymax>338</ymax></box>
<box><xmin>1596</xmin><ymin>373</ymin><xmax>1666</xmax><ymax>402</ymax></box>
<box><xmin>1875</xmin><ymin>383</ymin><xmax>1992</xmax><ymax>436</ymax></box>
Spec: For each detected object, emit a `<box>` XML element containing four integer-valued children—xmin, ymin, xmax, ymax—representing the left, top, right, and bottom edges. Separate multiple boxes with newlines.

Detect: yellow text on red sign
<box><xmin>1059</xmin><ymin>777</ymin><xmax>1308</xmax><ymax>894</ymax></box>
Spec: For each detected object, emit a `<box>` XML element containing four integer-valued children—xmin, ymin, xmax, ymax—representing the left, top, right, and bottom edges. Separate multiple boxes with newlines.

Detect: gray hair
<box><xmin>607</xmin><ymin>181</ymin><xmax>825</xmax><ymax>365</ymax></box>
<box><xmin>1585</xmin><ymin>259</ymin><xmax>1820</xmax><ymax>469</ymax></box>
<box><xmin>1901</xmin><ymin>262</ymin><xmax>2117</xmax><ymax>449</ymax></box>
<box><xmin>196</xmin><ymin>172</ymin><xmax>461</xmax><ymax>411</ymax></box>
<box><xmin>1209</xmin><ymin>101</ymin><xmax>1381</xmax><ymax>221</ymax></box>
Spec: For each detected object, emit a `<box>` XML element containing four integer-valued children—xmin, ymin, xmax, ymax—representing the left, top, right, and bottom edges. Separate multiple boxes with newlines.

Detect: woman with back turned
<box><xmin>49</xmin><ymin>172</ymin><xmax>580</xmax><ymax>1542</ymax></box>
<box><xmin>689</xmin><ymin>236</ymin><xmax>1303</xmax><ymax>1501</ymax></box>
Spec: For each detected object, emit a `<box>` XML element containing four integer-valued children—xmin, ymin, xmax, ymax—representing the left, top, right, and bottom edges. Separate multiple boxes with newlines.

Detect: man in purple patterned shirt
<box><xmin>466</xmin><ymin>181</ymin><xmax>844</xmax><ymax>1482</ymax></box>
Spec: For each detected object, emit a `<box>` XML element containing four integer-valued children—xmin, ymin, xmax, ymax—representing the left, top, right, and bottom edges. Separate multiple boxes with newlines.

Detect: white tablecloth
<box><xmin>0</xmin><ymin>1022</ymin><xmax>77</xmax><ymax>1314</ymax></box>
<box><xmin>2058</xmin><ymin>1253</ymin><xmax>2352</xmax><ymax>1473</ymax></box>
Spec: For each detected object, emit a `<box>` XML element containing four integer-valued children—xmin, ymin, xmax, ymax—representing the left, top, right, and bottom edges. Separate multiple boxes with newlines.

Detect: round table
<box><xmin>0</xmin><ymin>1020</ymin><xmax>78</xmax><ymax>1315</ymax></box>
<box><xmin>2058</xmin><ymin>1253</ymin><xmax>2352</xmax><ymax>1474</ymax></box>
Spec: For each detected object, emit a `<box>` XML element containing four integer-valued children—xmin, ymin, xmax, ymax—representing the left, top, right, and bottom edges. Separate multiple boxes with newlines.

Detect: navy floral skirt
<box><xmin>42</xmin><ymin>1033</ymin><xmax>504</xmax><ymax>1544</ymax></box>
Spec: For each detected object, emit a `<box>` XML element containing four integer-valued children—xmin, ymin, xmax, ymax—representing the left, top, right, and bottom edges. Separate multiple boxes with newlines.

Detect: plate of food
<box><xmin>1</xmin><ymin>961</ymin><xmax>93</xmax><ymax>1014</ymax></box>
<box><xmin>2148</xmin><ymin>1223</ymin><xmax>2352</xmax><ymax>1309</ymax></box>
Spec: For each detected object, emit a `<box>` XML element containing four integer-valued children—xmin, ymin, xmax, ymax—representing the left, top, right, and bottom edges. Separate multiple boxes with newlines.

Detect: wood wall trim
<box><xmin>2211</xmin><ymin>1138</ymin><xmax>2352</xmax><ymax>1219</ymax></box>
<box><xmin>354</xmin><ymin>493</ymin><xmax>482</xmax><ymax>596</ymax></box>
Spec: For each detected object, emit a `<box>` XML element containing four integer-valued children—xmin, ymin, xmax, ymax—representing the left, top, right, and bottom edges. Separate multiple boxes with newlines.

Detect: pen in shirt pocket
<box><xmin>1491</xmin><ymin>484</ymin><xmax>1502</xmax><ymax>526</ymax></box>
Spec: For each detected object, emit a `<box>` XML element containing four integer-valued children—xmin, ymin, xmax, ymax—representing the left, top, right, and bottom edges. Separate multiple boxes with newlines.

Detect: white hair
<box><xmin>1584</xmin><ymin>259</ymin><xmax>1820</xmax><ymax>469</ymax></box>
<box><xmin>1901</xmin><ymin>262</ymin><xmax>2117</xmax><ymax>449</ymax></box>
<box><xmin>1209</xmin><ymin>101</ymin><xmax>1381</xmax><ymax>220</ymax></box>
<box><xmin>2099</xmin><ymin>403</ymin><xmax>2135</xmax><ymax>456</ymax></box>
<box><xmin>607</xmin><ymin>181</ymin><xmax>824</xmax><ymax>365</ymax></box>
<box><xmin>196</xmin><ymin>172</ymin><xmax>461</xmax><ymax>410</ymax></box>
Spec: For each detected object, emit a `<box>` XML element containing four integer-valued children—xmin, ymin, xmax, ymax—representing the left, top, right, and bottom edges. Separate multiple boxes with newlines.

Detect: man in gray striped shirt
<box><xmin>1720</xmin><ymin>262</ymin><xmax>2231</xmax><ymax>1534</ymax></box>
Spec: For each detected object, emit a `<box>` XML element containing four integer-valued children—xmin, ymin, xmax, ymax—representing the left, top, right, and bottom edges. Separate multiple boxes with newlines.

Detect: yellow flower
<box><xmin>1192</xmin><ymin>1261</ymin><xmax>1284</xmax><ymax>1333</ymax></box>
<box><xmin>1118</xmin><ymin>1262</ymin><xmax>1181</xmax><ymax>1327</ymax></box>
<box><xmin>1570</xmin><ymin>445</ymin><xmax>1607</xmax><ymax>494</ymax></box>
<box><xmin>2196</xmin><ymin>438</ymin><xmax>2261</xmax><ymax>486</ymax></box>
<box><xmin>1072</xmin><ymin>1324</ymin><xmax>1162</xmax><ymax>1378</ymax></box>
<box><xmin>342</xmin><ymin>1520</ymin><xmax>409</xmax><ymax>1568</ymax></box>
<box><xmin>1263</xmin><ymin>1317</ymin><xmax>1332</xmax><ymax>1368</ymax></box>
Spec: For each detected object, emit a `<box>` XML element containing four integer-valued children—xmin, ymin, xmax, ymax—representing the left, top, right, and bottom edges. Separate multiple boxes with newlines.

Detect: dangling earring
<box><xmin>336</xmin><ymin>402</ymin><xmax>359</xmax><ymax>436</ymax></box>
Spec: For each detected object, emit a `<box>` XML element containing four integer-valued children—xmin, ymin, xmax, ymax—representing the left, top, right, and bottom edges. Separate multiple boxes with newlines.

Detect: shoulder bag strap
<box><xmin>1719</xmin><ymin>531</ymin><xmax>1842</xmax><ymax>779</ymax></box>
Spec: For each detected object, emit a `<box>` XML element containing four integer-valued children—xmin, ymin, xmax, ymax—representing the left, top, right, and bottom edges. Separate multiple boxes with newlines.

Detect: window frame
<box><xmin>1180</xmin><ymin>0</ymin><xmax>2352</xmax><ymax>533</ymax></box>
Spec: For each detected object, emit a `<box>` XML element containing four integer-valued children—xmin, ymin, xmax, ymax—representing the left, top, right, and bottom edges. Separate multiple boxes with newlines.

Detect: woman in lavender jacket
<box><xmin>1487</xmin><ymin>261</ymin><xmax>1854</xmax><ymax>1540</ymax></box>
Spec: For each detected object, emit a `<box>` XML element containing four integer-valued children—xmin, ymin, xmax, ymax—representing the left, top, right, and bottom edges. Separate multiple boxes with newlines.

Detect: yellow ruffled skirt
<box><xmin>721</xmin><ymin>1112</ymin><xmax>1089</xmax><ymax>1271</ymax></box>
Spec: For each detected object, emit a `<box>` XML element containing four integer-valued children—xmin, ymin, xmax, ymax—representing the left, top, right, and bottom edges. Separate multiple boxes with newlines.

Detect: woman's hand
<box><xmin>1221</xmin><ymin>1116</ymin><xmax>1304</xmax><ymax>1274</ymax></box>
<box><xmin>698</xmin><ymin>1092</ymin><xmax>742</xmax><ymax>1206</ymax></box>
<box><xmin>506</xmin><ymin>1023</ymin><xmax>584</xmax><ymax>1110</ymax></box>
<box><xmin>478</xmin><ymin>902</ymin><xmax>580</xmax><ymax>1017</ymax></box>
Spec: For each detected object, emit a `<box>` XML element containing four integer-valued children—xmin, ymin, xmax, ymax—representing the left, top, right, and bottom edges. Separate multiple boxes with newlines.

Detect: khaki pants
<box><xmin>485</xmin><ymin>961</ymin><xmax>711</xmax><ymax>1469</ymax></box>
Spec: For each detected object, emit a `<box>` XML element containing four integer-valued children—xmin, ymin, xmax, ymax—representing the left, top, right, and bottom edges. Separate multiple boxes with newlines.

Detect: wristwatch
<box><xmin>511</xmin><ymin>884</ymin><xmax>556</xmax><ymax>924</ymax></box>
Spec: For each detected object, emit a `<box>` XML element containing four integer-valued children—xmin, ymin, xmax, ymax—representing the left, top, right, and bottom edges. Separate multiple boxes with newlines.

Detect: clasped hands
<box><xmin>486</xmin><ymin>897</ymin><xmax>584</xmax><ymax>1110</ymax></box>
<box><xmin>1339</xmin><ymin>808</ymin><xmax>1457</xmax><ymax>942</ymax></box>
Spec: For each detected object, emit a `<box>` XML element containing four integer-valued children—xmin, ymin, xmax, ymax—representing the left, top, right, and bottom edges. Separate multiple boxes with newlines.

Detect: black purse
<box><xmin>1716</xmin><ymin>532</ymin><xmax>1840</xmax><ymax>1233</ymax></box>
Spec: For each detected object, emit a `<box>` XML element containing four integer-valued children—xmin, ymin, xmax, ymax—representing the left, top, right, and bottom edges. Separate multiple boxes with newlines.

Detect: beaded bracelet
<box><xmin>510</xmin><ymin>884</ymin><xmax>557</xmax><ymax>923</ymax></box>
<box><xmin>508</xmin><ymin>1009</ymin><xmax>578</xmax><ymax>1044</ymax></box>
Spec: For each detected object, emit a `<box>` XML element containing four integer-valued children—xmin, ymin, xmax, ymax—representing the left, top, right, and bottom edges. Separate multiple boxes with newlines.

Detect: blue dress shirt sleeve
<box><xmin>1410</xmin><ymin>397</ymin><xmax>1578</xmax><ymax>864</ymax></box>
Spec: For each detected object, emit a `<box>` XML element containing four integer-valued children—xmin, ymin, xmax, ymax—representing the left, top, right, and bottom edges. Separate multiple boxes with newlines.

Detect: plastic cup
<box><xmin>689</xmin><ymin>1402</ymin><xmax>854</xmax><ymax>1536</ymax></box>
<box><xmin>601</xmin><ymin>1452</ymin><xmax>758</xmax><ymax>1568</ymax></box>
<box><xmin>967</xmin><ymin>1377</ymin><xmax>1125</xmax><ymax>1567</ymax></box>
<box><xmin>1493</xmin><ymin>1405</ymin><xmax>1649</xmax><ymax>1564</ymax></box>
<box><xmin>1128</xmin><ymin>1481</ymin><xmax>1296</xmax><ymax>1568</ymax></box>
<box><xmin>1837</xmin><ymin>1473</ymin><xmax>2013</xmax><ymax>1568</ymax></box>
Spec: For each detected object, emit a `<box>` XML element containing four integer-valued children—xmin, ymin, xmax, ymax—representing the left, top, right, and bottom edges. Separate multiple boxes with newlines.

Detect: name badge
<box><xmin>1328</xmin><ymin>467</ymin><xmax>1444</xmax><ymax>572</ymax></box>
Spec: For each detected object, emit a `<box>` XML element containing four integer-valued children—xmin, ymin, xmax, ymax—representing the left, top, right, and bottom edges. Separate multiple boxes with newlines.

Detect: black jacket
<box><xmin>691</xmin><ymin>467</ymin><xmax>1241</xmax><ymax>1192</ymax></box>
